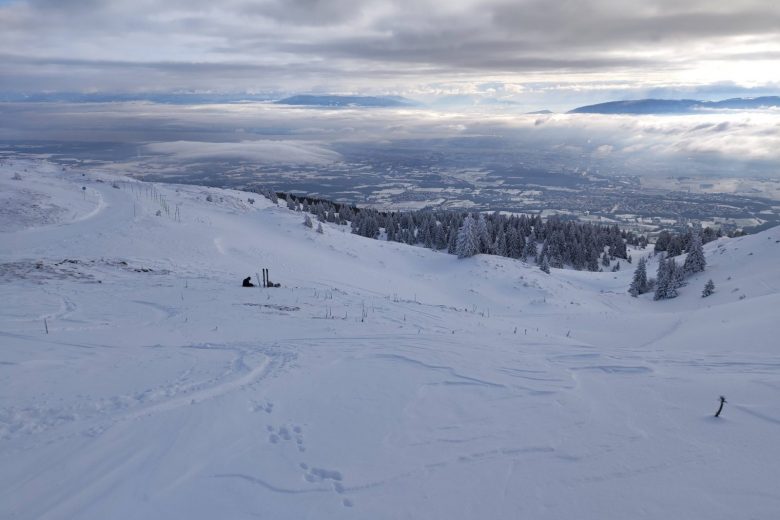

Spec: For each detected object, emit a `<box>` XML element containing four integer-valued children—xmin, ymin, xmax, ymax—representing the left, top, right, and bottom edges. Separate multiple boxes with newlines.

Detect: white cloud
<box><xmin>2</xmin><ymin>101</ymin><xmax>779</xmax><ymax>176</ymax></box>
<box><xmin>144</xmin><ymin>140</ymin><xmax>341</xmax><ymax>165</ymax></box>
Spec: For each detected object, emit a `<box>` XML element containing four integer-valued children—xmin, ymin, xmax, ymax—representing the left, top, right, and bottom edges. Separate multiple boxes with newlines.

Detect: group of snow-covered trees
<box><xmin>628</xmin><ymin>225</ymin><xmax>709</xmax><ymax>300</ymax></box>
<box><xmin>260</xmin><ymin>189</ymin><xmax>720</xmax><ymax>289</ymax></box>
<box><xmin>358</xmin><ymin>206</ymin><xmax>638</xmax><ymax>272</ymax></box>
<box><xmin>260</xmin><ymin>188</ymin><xmax>642</xmax><ymax>272</ymax></box>
<box><xmin>260</xmin><ymin>187</ymin><xmax>723</xmax><ymax>302</ymax></box>
<box><xmin>653</xmin><ymin>227</ymin><xmax>721</xmax><ymax>255</ymax></box>
<box><xmin>652</xmin><ymin>227</ymin><xmax>708</xmax><ymax>300</ymax></box>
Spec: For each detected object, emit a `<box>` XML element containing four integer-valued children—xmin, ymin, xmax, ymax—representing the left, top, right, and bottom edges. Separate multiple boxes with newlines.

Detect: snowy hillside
<box><xmin>2</xmin><ymin>159</ymin><xmax>779</xmax><ymax>519</ymax></box>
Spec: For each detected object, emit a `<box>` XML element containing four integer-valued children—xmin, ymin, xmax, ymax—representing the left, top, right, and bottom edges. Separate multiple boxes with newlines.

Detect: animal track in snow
<box><xmin>300</xmin><ymin>465</ymin><xmax>354</xmax><ymax>506</ymax></box>
<box><xmin>264</xmin><ymin>424</ymin><xmax>355</xmax><ymax>507</ymax></box>
<box><xmin>266</xmin><ymin>422</ymin><xmax>306</xmax><ymax>451</ymax></box>
<box><xmin>304</xmin><ymin>467</ymin><xmax>343</xmax><ymax>482</ymax></box>
<box><xmin>250</xmin><ymin>400</ymin><xmax>274</xmax><ymax>413</ymax></box>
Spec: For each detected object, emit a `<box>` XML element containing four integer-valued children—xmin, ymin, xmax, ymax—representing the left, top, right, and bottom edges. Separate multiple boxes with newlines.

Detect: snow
<box><xmin>2</xmin><ymin>158</ymin><xmax>780</xmax><ymax>519</ymax></box>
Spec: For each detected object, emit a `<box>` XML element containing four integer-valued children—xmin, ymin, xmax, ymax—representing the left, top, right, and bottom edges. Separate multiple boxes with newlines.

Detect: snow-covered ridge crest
<box><xmin>1</xmin><ymin>158</ymin><xmax>779</xmax><ymax>520</ymax></box>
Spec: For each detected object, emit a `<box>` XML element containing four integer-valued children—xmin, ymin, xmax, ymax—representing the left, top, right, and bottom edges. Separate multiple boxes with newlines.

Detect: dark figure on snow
<box><xmin>242</xmin><ymin>276</ymin><xmax>255</xmax><ymax>287</ymax></box>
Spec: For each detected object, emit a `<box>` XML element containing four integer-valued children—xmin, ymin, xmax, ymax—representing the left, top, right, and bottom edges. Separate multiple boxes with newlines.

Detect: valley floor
<box><xmin>1</xmin><ymin>159</ymin><xmax>779</xmax><ymax>519</ymax></box>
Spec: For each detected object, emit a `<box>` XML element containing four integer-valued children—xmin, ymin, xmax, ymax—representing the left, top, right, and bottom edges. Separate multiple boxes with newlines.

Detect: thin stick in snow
<box><xmin>715</xmin><ymin>396</ymin><xmax>727</xmax><ymax>418</ymax></box>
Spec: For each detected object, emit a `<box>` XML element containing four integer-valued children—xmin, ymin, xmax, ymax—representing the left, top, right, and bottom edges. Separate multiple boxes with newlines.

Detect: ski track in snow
<box><xmin>1</xmin><ymin>159</ymin><xmax>780</xmax><ymax>519</ymax></box>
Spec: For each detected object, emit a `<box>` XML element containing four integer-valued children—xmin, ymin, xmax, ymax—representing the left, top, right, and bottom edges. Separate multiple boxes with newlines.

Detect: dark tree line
<box><xmin>653</xmin><ymin>227</ymin><xmax>721</xmax><ymax>255</ymax></box>
<box><xmin>260</xmin><ymin>188</ymin><xmax>646</xmax><ymax>272</ymax></box>
<box><xmin>352</xmin><ymin>208</ymin><xmax>640</xmax><ymax>272</ymax></box>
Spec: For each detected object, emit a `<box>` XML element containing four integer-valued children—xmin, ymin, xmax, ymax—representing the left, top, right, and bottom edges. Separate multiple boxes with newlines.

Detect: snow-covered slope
<box><xmin>2</xmin><ymin>159</ymin><xmax>779</xmax><ymax>519</ymax></box>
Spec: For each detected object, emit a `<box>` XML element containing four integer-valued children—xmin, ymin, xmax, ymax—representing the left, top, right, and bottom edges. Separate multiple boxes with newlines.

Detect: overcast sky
<box><xmin>1</xmin><ymin>0</ymin><xmax>779</xmax><ymax>107</ymax></box>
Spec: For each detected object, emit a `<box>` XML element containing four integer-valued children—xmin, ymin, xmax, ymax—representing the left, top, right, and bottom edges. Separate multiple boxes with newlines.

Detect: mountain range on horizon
<box><xmin>274</xmin><ymin>94</ymin><xmax>416</xmax><ymax>108</ymax></box>
<box><xmin>2</xmin><ymin>92</ymin><xmax>779</xmax><ymax>115</ymax></box>
<box><xmin>569</xmin><ymin>96</ymin><xmax>780</xmax><ymax>114</ymax></box>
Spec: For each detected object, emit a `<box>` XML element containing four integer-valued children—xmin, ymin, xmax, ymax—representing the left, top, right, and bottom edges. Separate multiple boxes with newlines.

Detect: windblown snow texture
<box><xmin>1</xmin><ymin>159</ymin><xmax>779</xmax><ymax>520</ymax></box>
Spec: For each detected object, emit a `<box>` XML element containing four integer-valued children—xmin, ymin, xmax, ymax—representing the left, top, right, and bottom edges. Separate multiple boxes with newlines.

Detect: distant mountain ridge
<box><xmin>569</xmin><ymin>96</ymin><xmax>780</xmax><ymax>114</ymax></box>
<box><xmin>275</xmin><ymin>95</ymin><xmax>415</xmax><ymax>107</ymax></box>
<box><xmin>0</xmin><ymin>92</ymin><xmax>279</xmax><ymax>104</ymax></box>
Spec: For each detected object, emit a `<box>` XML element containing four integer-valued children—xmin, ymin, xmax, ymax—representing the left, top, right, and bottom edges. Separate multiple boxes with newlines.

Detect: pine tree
<box><xmin>447</xmin><ymin>227</ymin><xmax>458</xmax><ymax>254</ymax></box>
<box><xmin>434</xmin><ymin>222</ymin><xmax>448</xmax><ymax>250</ymax></box>
<box><xmin>316</xmin><ymin>222</ymin><xmax>324</xmax><ymax>234</ymax></box>
<box><xmin>507</xmin><ymin>226</ymin><xmax>522</xmax><ymax>259</ymax></box>
<box><xmin>654</xmin><ymin>231</ymin><xmax>671</xmax><ymax>253</ymax></box>
<box><xmin>666</xmin><ymin>258</ymin><xmax>683</xmax><ymax>299</ymax></box>
<box><xmin>303</xmin><ymin>214</ymin><xmax>313</xmax><ymax>228</ymax></box>
<box><xmin>522</xmin><ymin>238</ymin><xmax>536</xmax><ymax>262</ymax></box>
<box><xmin>385</xmin><ymin>217</ymin><xmax>396</xmax><ymax>242</ymax></box>
<box><xmin>702</xmin><ymin>279</ymin><xmax>715</xmax><ymax>297</ymax></box>
<box><xmin>539</xmin><ymin>255</ymin><xmax>551</xmax><ymax>274</ymax></box>
<box><xmin>586</xmin><ymin>247</ymin><xmax>600</xmax><ymax>272</ymax></box>
<box><xmin>654</xmin><ymin>257</ymin><xmax>669</xmax><ymax>300</ymax></box>
<box><xmin>683</xmin><ymin>229</ymin><xmax>706</xmax><ymax>276</ymax></box>
<box><xmin>629</xmin><ymin>257</ymin><xmax>648</xmax><ymax>297</ymax></box>
<box><xmin>456</xmin><ymin>214</ymin><xmax>480</xmax><ymax>258</ymax></box>
<box><xmin>667</xmin><ymin>236</ymin><xmax>684</xmax><ymax>257</ymax></box>
<box><xmin>493</xmin><ymin>226</ymin><xmax>508</xmax><ymax>256</ymax></box>
<box><xmin>476</xmin><ymin>214</ymin><xmax>490</xmax><ymax>254</ymax></box>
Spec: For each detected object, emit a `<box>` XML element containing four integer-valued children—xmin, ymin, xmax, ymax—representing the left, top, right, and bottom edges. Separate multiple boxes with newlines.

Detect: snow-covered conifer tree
<box><xmin>456</xmin><ymin>214</ymin><xmax>480</xmax><ymax>258</ymax></box>
<box><xmin>508</xmin><ymin>227</ymin><xmax>523</xmax><ymax>259</ymax></box>
<box><xmin>539</xmin><ymin>255</ymin><xmax>551</xmax><ymax>274</ymax></box>
<box><xmin>654</xmin><ymin>257</ymin><xmax>669</xmax><ymax>300</ymax></box>
<box><xmin>434</xmin><ymin>222</ymin><xmax>448</xmax><ymax>250</ymax></box>
<box><xmin>385</xmin><ymin>217</ymin><xmax>396</xmax><ymax>242</ymax></box>
<box><xmin>629</xmin><ymin>257</ymin><xmax>648</xmax><ymax>297</ymax></box>
<box><xmin>522</xmin><ymin>238</ymin><xmax>536</xmax><ymax>262</ymax></box>
<box><xmin>683</xmin><ymin>229</ymin><xmax>706</xmax><ymax>276</ymax></box>
<box><xmin>493</xmin><ymin>226</ymin><xmax>508</xmax><ymax>256</ymax></box>
<box><xmin>447</xmin><ymin>227</ymin><xmax>458</xmax><ymax>254</ymax></box>
<box><xmin>702</xmin><ymin>279</ymin><xmax>715</xmax><ymax>297</ymax></box>
<box><xmin>666</xmin><ymin>258</ymin><xmax>683</xmax><ymax>299</ymax></box>
<box><xmin>476</xmin><ymin>214</ymin><xmax>490</xmax><ymax>254</ymax></box>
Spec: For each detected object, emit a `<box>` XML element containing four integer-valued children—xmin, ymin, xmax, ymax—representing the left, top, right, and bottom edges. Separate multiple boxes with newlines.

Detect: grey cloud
<box><xmin>28</xmin><ymin>0</ymin><xmax>102</xmax><ymax>11</ymax></box>
<box><xmin>275</xmin><ymin>35</ymin><xmax>663</xmax><ymax>72</ymax></box>
<box><xmin>491</xmin><ymin>0</ymin><xmax>780</xmax><ymax>48</ymax></box>
<box><xmin>144</xmin><ymin>140</ymin><xmax>342</xmax><ymax>164</ymax></box>
<box><xmin>0</xmin><ymin>0</ymin><xmax>778</xmax><ymax>97</ymax></box>
<box><xmin>241</xmin><ymin>0</ymin><xmax>373</xmax><ymax>26</ymax></box>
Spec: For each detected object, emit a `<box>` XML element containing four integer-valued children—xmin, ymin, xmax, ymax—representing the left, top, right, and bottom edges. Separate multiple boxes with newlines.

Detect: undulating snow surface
<box><xmin>1</xmin><ymin>159</ymin><xmax>779</xmax><ymax>519</ymax></box>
